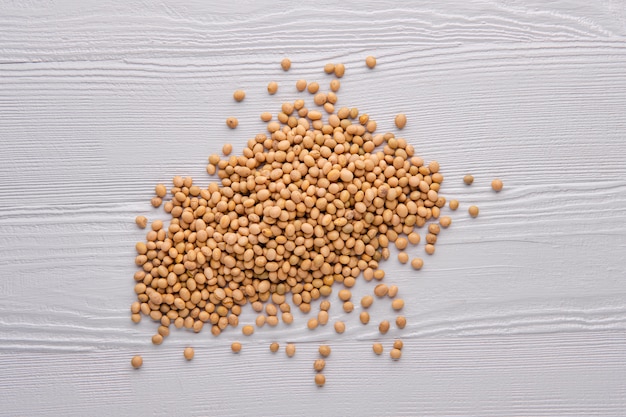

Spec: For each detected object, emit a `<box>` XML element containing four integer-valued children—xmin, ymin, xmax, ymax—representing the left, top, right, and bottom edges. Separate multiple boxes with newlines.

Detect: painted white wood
<box><xmin>1</xmin><ymin>1</ymin><xmax>626</xmax><ymax>415</ymax></box>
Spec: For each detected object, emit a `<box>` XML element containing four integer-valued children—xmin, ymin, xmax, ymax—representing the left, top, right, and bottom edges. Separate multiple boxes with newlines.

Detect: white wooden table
<box><xmin>1</xmin><ymin>1</ymin><xmax>626</xmax><ymax>416</ymax></box>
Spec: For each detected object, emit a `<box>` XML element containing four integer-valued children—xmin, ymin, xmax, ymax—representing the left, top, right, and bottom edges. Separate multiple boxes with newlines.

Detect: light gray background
<box><xmin>1</xmin><ymin>1</ymin><xmax>626</xmax><ymax>416</ymax></box>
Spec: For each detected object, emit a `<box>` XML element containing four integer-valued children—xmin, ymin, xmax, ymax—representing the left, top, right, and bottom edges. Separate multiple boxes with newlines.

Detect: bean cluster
<box><xmin>130</xmin><ymin>56</ymin><xmax>502</xmax><ymax>385</ymax></box>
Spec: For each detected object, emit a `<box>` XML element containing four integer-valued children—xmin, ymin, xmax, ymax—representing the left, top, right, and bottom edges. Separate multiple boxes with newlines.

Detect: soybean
<box><xmin>395</xmin><ymin>114</ymin><xmax>407</xmax><ymax>129</ymax></box>
<box><xmin>379</xmin><ymin>320</ymin><xmax>390</xmax><ymax>334</ymax></box>
<box><xmin>361</xmin><ymin>295</ymin><xmax>374</xmax><ymax>308</ymax></box>
<box><xmin>184</xmin><ymin>347</ymin><xmax>194</xmax><ymax>360</ymax></box>
<box><xmin>131</xmin><ymin>355</ymin><xmax>143</xmax><ymax>368</ymax></box>
<box><xmin>398</xmin><ymin>252</ymin><xmax>409</xmax><ymax>264</ymax></box>
<box><xmin>334</xmin><ymin>63</ymin><xmax>345</xmax><ymax>78</ymax></box>
<box><xmin>338</xmin><ymin>289</ymin><xmax>352</xmax><ymax>301</ymax></box>
<box><xmin>315</xmin><ymin>374</ymin><xmax>326</xmax><ymax>387</ymax></box>
<box><xmin>155</xmin><ymin>184</ymin><xmax>167</xmax><ymax>198</ymax></box>
<box><xmin>411</xmin><ymin>258</ymin><xmax>424</xmax><ymax>270</ymax></box>
<box><xmin>408</xmin><ymin>233</ymin><xmax>421</xmax><ymax>245</ymax></box>
<box><xmin>319</xmin><ymin>345</ymin><xmax>331</xmax><ymax>357</ymax></box>
<box><xmin>390</xmin><ymin>348</ymin><xmax>402</xmax><ymax>360</ymax></box>
<box><xmin>226</xmin><ymin>117</ymin><xmax>238</xmax><ymax>129</ymax></box>
<box><xmin>360</xmin><ymin>311</ymin><xmax>370</xmax><ymax>324</ymax></box>
<box><xmin>267</xmin><ymin>81</ymin><xmax>278</xmax><ymax>95</ymax></box>
<box><xmin>334</xmin><ymin>321</ymin><xmax>346</xmax><ymax>334</ymax></box>
<box><xmin>233</xmin><ymin>90</ymin><xmax>245</xmax><ymax>102</ymax></box>
<box><xmin>388</xmin><ymin>285</ymin><xmax>398</xmax><ymax>298</ymax></box>
<box><xmin>374</xmin><ymin>284</ymin><xmax>389</xmax><ymax>297</ymax></box>
<box><xmin>392</xmin><ymin>299</ymin><xmax>405</xmax><ymax>310</ymax></box>
<box><xmin>307</xmin><ymin>82</ymin><xmax>320</xmax><ymax>94</ymax></box>
<box><xmin>439</xmin><ymin>216</ymin><xmax>452</xmax><ymax>228</ymax></box>
<box><xmin>135</xmin><ymin>216</ymin><xmax>147</xmax><ymax>229</ymax></box>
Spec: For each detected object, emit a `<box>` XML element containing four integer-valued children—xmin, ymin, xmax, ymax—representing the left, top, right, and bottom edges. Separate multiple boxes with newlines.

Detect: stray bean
<box><xmin>315</xmin><ymin>374</ymin><xmax>326</xmax><ymax>386</ymax></box>
<box><xmin>334</xmin><ymin>321</ymin><xmax>346</xmax><ymax>334</ymax></box>
<box><xmin>395</xmin><ymin>114</ymin><xmax>407</xmax><ymax>129</ymax></box>
<box><xmin>131</xmin><ymin>355</ymin><xmax>143</xmax><ymax>368</ymax></box>
<box><xmin>184</xmin><ymin>347</ymin><xmax>194</xmax><ymax>360</ymax></box>
<box><xmin>233</xmin><ymin>90</ymin><xmax>245</xmax><ymax>102</ymax></box>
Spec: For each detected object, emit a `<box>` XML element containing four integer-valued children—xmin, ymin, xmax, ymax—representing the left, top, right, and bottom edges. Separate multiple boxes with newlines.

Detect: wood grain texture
<box><xmin>1</xmin><ymin>0</ymin><xmax>626</xmax><ymax>416</ymax></box>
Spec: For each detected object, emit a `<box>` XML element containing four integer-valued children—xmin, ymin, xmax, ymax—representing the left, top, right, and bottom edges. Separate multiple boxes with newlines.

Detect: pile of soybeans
<box><xmin>129</xmin><ymin>56</ymin><xmax>502</xmax><ymax>386</ymax></box>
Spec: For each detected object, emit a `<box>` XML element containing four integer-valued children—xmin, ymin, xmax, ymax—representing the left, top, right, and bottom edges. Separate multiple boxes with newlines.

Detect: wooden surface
<box><xmin>1</xmin><ymin>1</ymin><xmax>626</xmax><ymax>416</ymax></box>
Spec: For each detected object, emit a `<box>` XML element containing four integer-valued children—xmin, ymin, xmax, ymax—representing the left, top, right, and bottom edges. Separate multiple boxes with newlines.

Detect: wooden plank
<box><xmin>1</xmin><ymin>0</ymin><xmax>626</xmax><ymax>415</ymax></box>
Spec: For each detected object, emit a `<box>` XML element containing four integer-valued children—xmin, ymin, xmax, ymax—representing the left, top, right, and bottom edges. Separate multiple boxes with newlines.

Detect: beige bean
<box><xmin>334</xmin><ymin>63</ymin><xmax>345</xmax><ymax>78</ymax></box>
<box><xmin>233</xmin><ymin>90</ymin><xmax>245</xmax><ymax>102</ymax></box>
<box><xmin>361</xmin><ymin>295</ymin><xmax>374</xmax><ymax>308</ymax></box>
<box><xmin>374</xmin><ymin>284</ymin><xmax>389</xmax><ymax>297</ymax></box>
<box><xmin>392</xmin><ymin>299</ymin><xmax>404</xmax><ymax>310</ymax></box>
<box><xmin>135</xmin><ymin>216</ymin><xmax>148</xmax><ymax>229</ymax></box>
<box><xmin>390</xmin><ymin>348</ymin><xmax>402</xmax><ymax>360</ymax></box>
<box><xmin>131</xmin><ymin>355</ymin><xmax>143</xmax><ymax>368</ymax></box>
<box><xmin>184</xmin><ymin>347</ymin><xmax>194</xmax><ymax>360</ymax></box>
<box><xmin>334</xmin><ymin>321</ymin><xmax>346</xmax><ymax>334</ymax></box>
<box><xmin>319</xmin><ymin>345</ymin><xmax>331</xmax><ymax>357</ymax></box>
<box><xmin>411</xmin><ymin>258</ymin><xmax>424</xmax><ymax>270</ymax></box>
<box><xmin>315</xmin><ymin>374</ymin><xmax>326</xmax><ymax>386</ymax></box>
<box><xmin>226</xmin><ymin>117</ymin><xmax>238</xmax><ymax>129</ymax></box>
<box><xmin>379</xmin><ymin>320</ymin><xmax>390</xmax><ymax>334</ymax></box>
<box><xmin>395</xmin><ymin>114</ymin><xmax>407</xmax><ymax>129</ymax></box>
<box><xmin>398</xmin><ymin>252</ymin><xmax>409</xmax><ymax>264</ymax></box>
<box><xmin>267</xmin><ymin>81</ymin><xmax>278</xmax><ymax>95</ymax></box>
<box><xmin>360</xmin><ymin>311</ymin><xmax>370</xmax><ymax>324</ymax></box>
